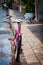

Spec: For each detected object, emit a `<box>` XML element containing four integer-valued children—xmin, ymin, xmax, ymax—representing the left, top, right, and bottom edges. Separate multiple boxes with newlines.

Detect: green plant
<box><xmin>6</xmin><ymin>0</ymin><xmax>12</xmax><ymax>8</ymax></box>
<box><xmin>21</xmin><ymin>0</ymin><xmax>35</xmax><ymax>13</ymax></box>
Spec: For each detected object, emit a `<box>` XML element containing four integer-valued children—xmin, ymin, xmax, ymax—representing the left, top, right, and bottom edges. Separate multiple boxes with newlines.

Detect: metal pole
<box><xmin>20</xmin><ymin>0</ymin><xmax>22</xmax><ymax>12</ymax></box>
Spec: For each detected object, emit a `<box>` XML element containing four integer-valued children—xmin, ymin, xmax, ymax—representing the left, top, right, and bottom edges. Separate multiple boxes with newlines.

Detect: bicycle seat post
<box><xmin>18</xmin><ymin>22</ymin><xmax>21</xmax><ymax>32</ymax></box>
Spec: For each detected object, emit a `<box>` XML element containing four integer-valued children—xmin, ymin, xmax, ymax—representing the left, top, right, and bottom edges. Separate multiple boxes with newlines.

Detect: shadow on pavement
<box><xmin>11</xmin><ymin>45</ymin><xmax>28</xmax><ymax>65</ymax></box>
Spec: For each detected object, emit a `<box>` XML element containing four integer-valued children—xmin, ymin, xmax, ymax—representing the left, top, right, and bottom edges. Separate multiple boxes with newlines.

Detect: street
<box><xmin>0</xmin><ymin>8</ymin><xmax>43</xmax><ymax>65</ymax></box>
<box><xmin>27</xmin><ymin>24</ymin><xmax>43</xmax><ymax>43</ymax></box>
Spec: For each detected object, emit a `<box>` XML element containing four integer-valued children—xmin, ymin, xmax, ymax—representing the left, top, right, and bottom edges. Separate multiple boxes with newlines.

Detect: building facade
<box><xmin>35</xmin><ymin>0</ymin><xmax>43</xmax><ymax>22</ymax></box>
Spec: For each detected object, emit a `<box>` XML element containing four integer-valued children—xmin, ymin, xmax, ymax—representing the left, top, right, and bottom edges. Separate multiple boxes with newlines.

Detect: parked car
<box><xmin>24</xmin><ymin>13</ymin><xmax>35</xmax><ymax>22</ymax></box>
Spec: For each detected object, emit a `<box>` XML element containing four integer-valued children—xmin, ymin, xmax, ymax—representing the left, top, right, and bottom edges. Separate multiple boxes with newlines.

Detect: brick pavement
<box><xmin>9</xmin><ymin>9</ymin><xmax>43</xmax><ymax>65</ymax></box>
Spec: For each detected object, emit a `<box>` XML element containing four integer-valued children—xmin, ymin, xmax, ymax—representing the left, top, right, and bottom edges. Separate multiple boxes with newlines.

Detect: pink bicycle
<box><xmin>13</xmin><ymin>20</ymin><xmax>22</xmax><ymax>62</ymax></box>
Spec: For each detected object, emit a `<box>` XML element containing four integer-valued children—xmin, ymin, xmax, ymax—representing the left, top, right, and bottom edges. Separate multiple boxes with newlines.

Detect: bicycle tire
<box><xmin>14</xmin><ymin>35</ymin><xmax>22</xmax><ymax>62</ymax></box>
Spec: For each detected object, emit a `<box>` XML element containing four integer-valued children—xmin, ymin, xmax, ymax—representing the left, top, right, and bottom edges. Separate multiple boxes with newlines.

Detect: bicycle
<box><xmin>13</xmin><ymin>19</ymin><xmax>22</xmax><ymax>62</ymax></box>
<box><xmin>8</xmin><ymin>16</ymin><xmax>22</xmax><ymax>62</ymax></box>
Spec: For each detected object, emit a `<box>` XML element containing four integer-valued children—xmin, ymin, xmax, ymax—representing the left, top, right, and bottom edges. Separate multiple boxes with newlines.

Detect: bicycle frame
<box><xmin>14</xmin><ymin>22</ymin><xmax>22</xmax><ymax>46</ymax></box>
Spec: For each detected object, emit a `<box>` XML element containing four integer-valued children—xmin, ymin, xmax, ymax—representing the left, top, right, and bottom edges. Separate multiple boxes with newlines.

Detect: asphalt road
<box><xmin>27</xmin><ymin>24</ymin><xmax>43</xmax><ymax>43</ymax></box>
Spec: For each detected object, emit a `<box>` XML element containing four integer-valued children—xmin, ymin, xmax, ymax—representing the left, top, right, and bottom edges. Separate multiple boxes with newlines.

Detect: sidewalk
<box><xmin>9</xmin><ymin>9</ymin><xmax>43</xmax><ymax>65</ymax></box>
